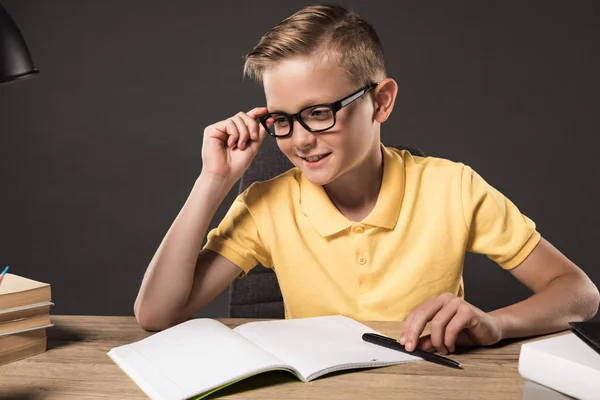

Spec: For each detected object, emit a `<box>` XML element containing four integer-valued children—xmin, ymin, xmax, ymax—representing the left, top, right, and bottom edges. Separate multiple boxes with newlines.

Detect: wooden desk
<box><xmin>0</xmin><ymin>315</ymin><xmax>539</xmax><ymax>399</ymax></box>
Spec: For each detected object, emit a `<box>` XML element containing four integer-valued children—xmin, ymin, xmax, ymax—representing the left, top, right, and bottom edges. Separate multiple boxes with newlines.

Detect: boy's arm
<box><xmin>134</xmin><ymin>173</ymin><xmax>242</xmax><ymax>331</ymax></box>
<box><xmin>399</xmin><ymin>237</ymin><xmax>599</xmax><ymax>354</ymax></box>
<box><xmin>490</xmin><ymin>236</ymin><xmax>599</xmax><ymax>338</ymax></box>
<box><xmin>134</xmin><ymin>107</ymin><xmax>269</xmax><ymax>331</ymax></box>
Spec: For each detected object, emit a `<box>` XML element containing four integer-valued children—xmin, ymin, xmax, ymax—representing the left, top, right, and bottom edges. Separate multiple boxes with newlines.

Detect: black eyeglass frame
<box><xmin>258</xmin><ymin>83</ymin><xmax>379</xmax><ymax>138</ymax></box>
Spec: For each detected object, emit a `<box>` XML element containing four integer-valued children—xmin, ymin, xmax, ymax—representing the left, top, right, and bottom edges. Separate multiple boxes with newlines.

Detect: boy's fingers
<box><xmin>206</xmin><ymin>108</ymin><xmax>268</xmax><ymax>149</ymax></box>
<box><xmin>417</xmin><ymin>335</ymin><xmax>435</xmax><ymax>352</ymax></box>
<box><xmin>404</xmin><ymin>298</ymin><xmax>445</xmax><ymax>351</ymax></box>
<box><xmin>401</xmin><ymin>297</ymin><xmax>435</xmax><ymax>346</ymax></box>
<box><xmin>247</xmin><ymin>122</ymin><xmax>270</xmax><ymax>154</ymax></box>
<box><xmin>231</xmin><ymin>115</ymin><xmax>250</xmax><ymax>150</ymax></box>
<box><xmin>225</xmin><ymin>119</ymin><xmax>239</xmax><ymax>148</ymax></box>
<box><xmin>400</xmin><ymin>312</ymin><xmax>417</xmax><ymax>345</ymax></box>
<box><xmin>246</xmin><ymin>106</ymin><xmax>268</xmax><ymax>119</ymax></box>
<box><xmin>237</xmin><ymin>112</ymin><xmax>260</xmax><ymax>140</ymax></box>
<box><xmin>429</xmin><ymin>302</ymin><xmax>460</xmax><ymax>354</ymax></box>
<box><xmin>445</xmin><ymin>307</ymin><xmax>478</xmax><ymax>352</ymax></box>
<box><xmin>211</xmin><ymin>107</ymin><xmax>266</xmax><ymax>130</ymax></box>
<box><xmin>207</xmin><ymin>127</ymin><xmax>228</xmax><ymax>143</ymax></box>
<box><xmin>212</xmin><ymin>117</ymin><xmax>235</xmax><ymax>134</ymax></box>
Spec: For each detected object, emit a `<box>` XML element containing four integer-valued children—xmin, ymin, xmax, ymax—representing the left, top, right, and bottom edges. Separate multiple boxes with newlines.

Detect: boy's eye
<box><xmin>305</xmin><ymin>107</ymin><xmax>333</xmax><ymax>120</ymax></box>
<box><xmin>273</xmin><ymin>116</ymin><xmax>289</xmax><ymax>126</ymax></box>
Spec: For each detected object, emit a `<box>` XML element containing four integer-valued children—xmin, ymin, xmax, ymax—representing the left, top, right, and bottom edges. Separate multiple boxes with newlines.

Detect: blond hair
<box><xmin>243</xmin><ymin>4</ymin><xmax>386</xmax><ymax>87</ymax></box>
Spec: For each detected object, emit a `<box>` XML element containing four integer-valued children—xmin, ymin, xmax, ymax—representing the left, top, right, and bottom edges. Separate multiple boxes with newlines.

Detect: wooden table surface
<box><xmin>0</xmin><ymin>315</ymin><xmax>559</xmax><ymax>399</ymax></box>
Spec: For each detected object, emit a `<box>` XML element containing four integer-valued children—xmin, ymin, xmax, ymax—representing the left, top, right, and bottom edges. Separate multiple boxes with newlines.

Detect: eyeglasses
<box><xmin>258</xmin><ymin>83</ymin><xmax>378</xmax><ymax>138</ymax></box>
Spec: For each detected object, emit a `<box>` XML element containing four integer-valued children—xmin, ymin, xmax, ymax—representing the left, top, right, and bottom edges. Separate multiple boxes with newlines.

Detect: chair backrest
<box><xmin>228</xmin><ymin>141</ymin><xmax>426</xmax><ymax>318</ymax></box>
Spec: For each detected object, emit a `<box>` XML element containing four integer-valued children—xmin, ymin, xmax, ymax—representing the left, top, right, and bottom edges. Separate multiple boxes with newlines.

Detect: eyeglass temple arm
<box><xmin>339</xmin><ymin>84</ymin><xmax>378</xmax><ymax>109</ymax></box>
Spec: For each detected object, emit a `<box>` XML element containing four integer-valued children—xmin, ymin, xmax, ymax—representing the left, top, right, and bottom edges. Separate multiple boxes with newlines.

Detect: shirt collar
<box><xmin>299</xmin><ymin>143</ymin><xmax>405</xmax><ymax>237</ymax></box>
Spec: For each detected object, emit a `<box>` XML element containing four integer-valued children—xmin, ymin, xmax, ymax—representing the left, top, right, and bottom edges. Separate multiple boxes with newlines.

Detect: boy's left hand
<box><xmin>399</xmin><ymin>292</ymin><xmax>503</xmax><ymax>354</ymax></box>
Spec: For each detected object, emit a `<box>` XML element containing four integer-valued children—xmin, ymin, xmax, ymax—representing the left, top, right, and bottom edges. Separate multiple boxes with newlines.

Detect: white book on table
<box><xmin>519</xmin><ymin>332</ymin><xmax>600</xmax><ymax>400</ymax></box>
<box><xmin>107</xmin><ymin>315</ymin><xmax>420</xmax><ymax>400</ymax></box>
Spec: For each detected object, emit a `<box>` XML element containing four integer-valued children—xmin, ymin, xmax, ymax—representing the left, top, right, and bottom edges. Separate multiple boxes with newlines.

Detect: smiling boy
<box><xmin>134</xmin><ymin>5</ymin><xmax>599</xmax><ymax>355</ymax></box>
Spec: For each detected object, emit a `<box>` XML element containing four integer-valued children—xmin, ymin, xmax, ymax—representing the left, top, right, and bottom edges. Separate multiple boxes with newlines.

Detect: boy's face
<box><xmin>262</xmin><ymin>55</ymin><xmax>380</xmax><ymax>186</ymax></box>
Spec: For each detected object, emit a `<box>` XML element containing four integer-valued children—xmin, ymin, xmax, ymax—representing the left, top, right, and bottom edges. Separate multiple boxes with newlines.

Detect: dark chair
<box><xmin>228</xmin><ymin>140</ymin><xmax>426</xmax><ymax>318</ymax></box>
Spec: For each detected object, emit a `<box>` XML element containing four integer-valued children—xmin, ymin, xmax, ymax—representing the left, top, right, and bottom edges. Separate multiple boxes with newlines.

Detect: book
<box><xmin>0</xmin><ymin>301</ymin><xmax>54</xmax><ymax>323</ymax></box>
<box><xmin>0</xmin><ymin>313</ymin><xmax>53</xmax><ymax>336</ymax></box>
<box><xmin>0</xmin><ymin>274</ymin><xmax>51</xmax><ymax>310</ymax></box>
<box><xmin>107</xmin><ymin>315</ymin><xmax>420</xmax><ymax>400</ymax></box>
<box><xmin>0</xmin><ymin>273</ymin><xmax>52</xmax><ymax>366</ymax></box>
<box><xmin>0</xmin><ymin>328</ymin><xmax>46</xmax><ymax>352</ymax></box>
<box><xmin>519</xmin><ymin>332</ymin><xmax>600</xmax><ymax>400</ymax></box>
<box><xmin>0</xmin><ymin>333</ymin><xmax>46</xmax><ymax>366</ymax></box>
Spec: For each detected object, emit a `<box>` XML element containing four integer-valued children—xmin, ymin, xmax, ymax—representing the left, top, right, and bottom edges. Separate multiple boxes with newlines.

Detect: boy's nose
<box><xmin>291</xmin><ymin>120</ymin><xmax>317</xmax><ymax>150</ymax></box>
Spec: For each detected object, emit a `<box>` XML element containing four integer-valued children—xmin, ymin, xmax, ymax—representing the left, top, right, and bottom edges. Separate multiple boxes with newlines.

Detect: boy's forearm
<box><xmin>134</xmin><ymin>172</ymin><xmax>236</xmax><ymax>328</ymax></box>
<box><xmin>490</xmin><ymin>273</ymin><xmax>600</xmax><ymax>340</ymax></box>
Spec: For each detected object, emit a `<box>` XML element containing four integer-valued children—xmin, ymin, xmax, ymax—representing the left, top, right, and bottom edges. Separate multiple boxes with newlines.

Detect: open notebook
<box><xmin>107</xmin><ymin>315</ymin><xmax>420</xmax><ymax>400</ymax></box>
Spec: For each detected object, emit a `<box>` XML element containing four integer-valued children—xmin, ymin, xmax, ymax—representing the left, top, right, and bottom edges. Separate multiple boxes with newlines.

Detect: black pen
<box><xmin>362</xmin><ymin>333</ymin><xmax>462</xmax><ymax>369</ymax></box>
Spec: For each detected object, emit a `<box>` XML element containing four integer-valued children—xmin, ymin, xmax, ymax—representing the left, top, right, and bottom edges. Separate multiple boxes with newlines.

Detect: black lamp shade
<box><xmin>0</xmin><ymin>4</ymin><xmax>39</xmax><ymax>84</ymax></box>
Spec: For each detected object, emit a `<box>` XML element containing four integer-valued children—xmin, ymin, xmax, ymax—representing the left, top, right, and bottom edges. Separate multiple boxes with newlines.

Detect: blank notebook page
<box><xmin>234</xmin><ymin>315</ymin><xmax>419</xmax><ymax>380</ymax></box>
<box><xmin>108</xmin><ymin>319</ymin><xmax>286</xmax><ymax>400</ymax></box>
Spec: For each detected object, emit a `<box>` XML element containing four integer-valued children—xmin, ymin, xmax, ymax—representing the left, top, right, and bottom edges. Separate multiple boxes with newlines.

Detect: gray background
<box><xmin>0</xmin><ymin>0</ymin><xmax>598</xmax><ymax>319</ymax></box>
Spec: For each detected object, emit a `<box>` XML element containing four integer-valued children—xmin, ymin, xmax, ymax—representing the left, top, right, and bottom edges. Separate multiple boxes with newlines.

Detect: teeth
<box><xmin>306</xmin><ymin>154</ymin><xmax>325</xmax><ymax>162</ymax></box>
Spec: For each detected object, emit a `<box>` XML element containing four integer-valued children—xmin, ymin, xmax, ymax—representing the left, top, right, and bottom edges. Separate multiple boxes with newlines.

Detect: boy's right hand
<box><xmin>201</xmin><ymin>107</ymin><xmax>269</xmax><ymax>183</ymax></box>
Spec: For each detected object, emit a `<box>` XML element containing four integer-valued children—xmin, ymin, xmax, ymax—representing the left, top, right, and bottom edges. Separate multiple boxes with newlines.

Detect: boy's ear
<box><xmin>373</xmin><ymin>78</ymin><xmax>398</xmax><ymax>123</ymax></box>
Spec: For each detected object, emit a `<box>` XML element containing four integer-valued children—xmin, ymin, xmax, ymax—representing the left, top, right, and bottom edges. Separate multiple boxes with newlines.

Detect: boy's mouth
<box><xmin>302</xmin><ymin>153</ymin><xmax>329</xmax><ymax>162</ymax></box>
<box><xmin>299</xmin><ymin>152</ymin><xmax>332</xmax><ymax>166</ymax></box>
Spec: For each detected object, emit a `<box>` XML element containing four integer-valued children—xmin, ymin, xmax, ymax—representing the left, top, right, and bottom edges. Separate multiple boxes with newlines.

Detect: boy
<box><xmin>134</xmin><ymin>5</ymin><xmax>599</xmax><ymax>355</ymax></box>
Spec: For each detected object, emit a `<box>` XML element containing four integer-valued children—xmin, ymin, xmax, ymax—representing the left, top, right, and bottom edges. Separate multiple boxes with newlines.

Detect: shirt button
<box><xmin>358</xmin><ymin>256</ymin><xmax>367</xmax><ymax>265</ymax></box>
<box><xmin>354</xmin><ymin>226</ymin><xmax>365</xmax><ymax>234</ymax></box>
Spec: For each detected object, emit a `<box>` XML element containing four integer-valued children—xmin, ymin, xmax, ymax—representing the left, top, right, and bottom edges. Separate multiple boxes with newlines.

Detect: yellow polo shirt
<box><xmin>204</xmin><ymin>144</ymin><xmax>541</xmax><ymax>321</ymax></box>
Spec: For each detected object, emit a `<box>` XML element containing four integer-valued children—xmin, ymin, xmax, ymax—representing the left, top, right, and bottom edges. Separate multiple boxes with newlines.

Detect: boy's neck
<box><xmin>323</xmin><ymin>145</ymin><xmax>384</xmax><ymax>222</ymax></box>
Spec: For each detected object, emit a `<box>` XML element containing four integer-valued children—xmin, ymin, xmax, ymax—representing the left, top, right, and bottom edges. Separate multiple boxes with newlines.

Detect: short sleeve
<box><xmin>461</xmin><ymin>165</ymin><xmax>541</xmax><ymax>270</ymax></box>
<box><xmin>203</xmin><ymin>185</ymin><xmax>272</xmax><ymax>276</ymax></box>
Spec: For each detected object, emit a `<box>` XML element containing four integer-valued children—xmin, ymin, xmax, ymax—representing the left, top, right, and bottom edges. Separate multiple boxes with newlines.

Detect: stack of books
<box><xmin>0</xmin><ymin>272</ymin><xmax>54</xmax><ymax>366</ymax></box>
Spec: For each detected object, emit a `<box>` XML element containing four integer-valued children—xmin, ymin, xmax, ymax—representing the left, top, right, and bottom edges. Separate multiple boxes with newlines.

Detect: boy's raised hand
<box><xmin>201</xmin><ymin>107</ymin><xmax>269</xmax><ymax>183</ymax></box>
<box><xmin>399</xmin><ymin>293</ymin><xmax>504</xmax><ymax>355</ymax></box>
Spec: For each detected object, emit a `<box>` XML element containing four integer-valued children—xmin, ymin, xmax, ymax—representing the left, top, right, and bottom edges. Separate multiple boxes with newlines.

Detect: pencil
<box><xmin>0</xmin><ymin>266</ymin><xmax>9</xmax><ymax>285</ymax></box>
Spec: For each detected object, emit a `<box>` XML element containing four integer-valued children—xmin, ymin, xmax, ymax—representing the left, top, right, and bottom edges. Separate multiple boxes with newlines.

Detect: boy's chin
<box><xmin>301</xmin><ymin>168</ymin><xmax>338</xmax><ymax>186</ymax></box>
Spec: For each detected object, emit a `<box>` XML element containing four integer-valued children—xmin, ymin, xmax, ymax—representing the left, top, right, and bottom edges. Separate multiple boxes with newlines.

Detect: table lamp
<box><xmin>0</xmin><ymin>3</ymin><xmax>39</xmax><ymax>84</ymax></box>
